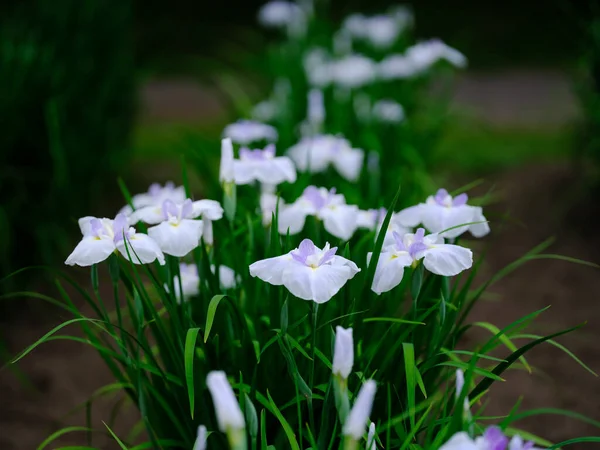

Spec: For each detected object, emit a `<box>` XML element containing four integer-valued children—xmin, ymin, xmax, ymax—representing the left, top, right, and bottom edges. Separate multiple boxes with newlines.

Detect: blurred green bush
<box><xmin>0</xmin><ymin>0</ymin><xmax>135</xmax><ymax>290</ymax></box>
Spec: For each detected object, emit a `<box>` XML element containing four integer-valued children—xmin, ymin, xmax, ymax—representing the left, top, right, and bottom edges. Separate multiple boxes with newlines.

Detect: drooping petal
<box><xmin>282</xmin><ymin>263</ymin><xmax>354</xmax><ymax>303</ymax></box>
<box><xmin>129</xmin><ymin>205</ymin><xmax>165</xmax><ymax>225</ymax></box>
<box><xmin>369</xmin><ymin>251</ymin><xmax>412</xmax><ymax>295</ymax></box>
<box><xmin>249</xmin><ymin>254</ymin><xmax>294</xmax><ymax>285</ymax></box>
<box><xmin>78</xmin><ymin>216</ymin><xmax>97</xmax><ymax>236</ymax></box>
<box><xmin>193</xmin><ymin>200</ymin><xmax>224</xmax><ymax>221</ymax></box>
<box><xmin>421</xmin><ymin>244</ymin><xmax>472</xmax><ymax>276</ymax></box>
<box><xmin>65</xmin><ymin>237</ymin><xmax>116</xmax><ymax>266</ymax></box>
<box><xmin>394</xmin><ymin>205</ymin><xmax>424</xmax><ymax>227</ymax></box>
<box><xmin>320</xmin><ymin>204</ymin><xmax>359</xmax><ymax>241</ymax></box>
<box><xmin>330</xmin><ymin>255</ymin><xmax>361</xmax><ymax>278</ymax></box>
<box><xmin>266</xmin><ymin>157</ymin><xmax>297</xmax><ymax>184</ymax></box>
<box><xmin>147</xmin><ymin>219</ymin><xmax>203</xmax><ymax>257</ymax></box>
<box><xmin>233</xmin><ymin>160</ymin><xmax>259</xmax><ymax>185</ymax></box>
<box><xmin>439</xmin><ymin>432</ymin><xmax>479</xmax><ymax>450</ymax></box>
<box><xmin>117</xmin><ymin>233</ymin><xmax>166</xmax><ymax>265</ymax></box>
<box><xmin>428</xmin><ymin>204</ymin><xmax>475</xmax><ymax>238</ymax></box>
<box><xmin>469</xmin><ymin>206</ymin><xmax>490</xmax><ymax>237</ymax></box>
<box><xmin>278</xmin><ymin>202</ymin><xmax>311</xmax><ymax>235</ymax></box>
<box><xmin>331</xmin><ymin>148</ymin><xmax>364</xmax><ymax>181</ymax></box>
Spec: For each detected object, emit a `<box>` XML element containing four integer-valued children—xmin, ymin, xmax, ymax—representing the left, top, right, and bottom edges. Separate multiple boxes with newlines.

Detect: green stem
<box><xmin>308</xmin><ymin>302</ymin><xmax>319</xmax><ymax>434</ymax></box>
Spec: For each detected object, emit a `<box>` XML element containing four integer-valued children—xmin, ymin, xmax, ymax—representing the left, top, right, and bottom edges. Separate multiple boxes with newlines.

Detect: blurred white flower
<box><xmin>331</xmin><ymin>54</ymin><xmax>377</xmax><ymax>89</ymax></box>
<box><xmin>220</xmin><ymin>138</ymin><xmax>235</xmax><ymax>184</ymax></box>
<box><xmin>439</xmin><ymin>432</ymin><xmax>479</xmax><ymax>450</ymax></box>
<box><xmin>343</xmin><ymin>380</ymin><xmax>377</xmax><ymax>440</ymax></box>
<box><xmin>134</xmin><ymin>199</ymin><xmax>203</xmax><ymax>257</ymax></box>
<box><xmin>455</xmin><ymin>369</ymin><xmax>470</xmax><ymax>414</ymax></box>
<box><xmin>249</xmin><ymin>238</ymin><xmax>360</xmax><ymax>303</ymax></box>
<box><xmin>119</xmin><ymin>181</ymin><xmax>186</xmax><ymax>215</ymax></box>
<box><xmin>258</xmin><ymin>0</ymin><xmax>307</xmax><ymax>37</ymax></box>
<box><xmin>287</xmin><ymin>135</ymin><xmax>364</xmax><ymax>181</ymax></box>
<box><xmin>369</xmin><ymin>228</ymin><xmax>472</xmax><ymax>294</ymax></box>
<box><xmin>233</xmin><ymin>144</ymin><xmax>297</xmax><ymax>185</ymax></box>
<box><xmin>343</xmin><ymin>14</ymin><xmax>400</xmax><ymax>49</ymax></box>
<box><xmin>395</xmin><ymin>188</ymin><xmax>489</xmax><ymax>239</ymax></box>
<box><xmin>278</xmin><ymin>186</ymin><xmax>360</xmax><ymax>240</ymax></box>
<box><xmin>206</xmin><ymin>371</ymin><xmax>245</xmax><ymax>432</ymax></box>
<box><xmin>307</xmin><ymin>89</ymin><xmax>325</xmax><ymax>126</ymax></box>
<box><xmin>170</xmin><ymin>263</ymin><xmax>238</xmax><ymax>301</ymax></box>
<box><xmin>66</xmin><ymin>214</ymin><xmax>164</xmax><ymax>267</ymax></box>
<box><xmin>260</xmin><ymin>192</ymin><xmax>284</xmax><ymax>226</ymax></box>
<box><xmin>379</xmin><ymin>39</ymin><xmax>466</xmax><ymax>80</ymax></box>
<box><xmin>372</xmin><ymin>99</ymin><xmax>405</xmax><ymax>123</ymax></box>
<box><xmin>333</xmin><ymin>326</ymin><xmax>354</xmax><ymax>379</ymax></box>
<box><xmin>193</xmin><ymin>425</ymin><xmax>207</xmax><ymax>450</ymax></box>
<box><xmin>367</xmin><ymin>423</ymin><xmax>377</xmax><ymax>450</ymax></box>
<box><xmin>223</xmin><ymin>120</ymin><xmax>278</xmax><ymax>145</ymax></box>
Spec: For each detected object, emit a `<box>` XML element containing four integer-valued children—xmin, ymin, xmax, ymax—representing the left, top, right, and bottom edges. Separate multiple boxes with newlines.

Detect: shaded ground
<box><xmin>2</xmin><ymin>72</ymin><xmax>599</xmax><ymax>448</ymax></box>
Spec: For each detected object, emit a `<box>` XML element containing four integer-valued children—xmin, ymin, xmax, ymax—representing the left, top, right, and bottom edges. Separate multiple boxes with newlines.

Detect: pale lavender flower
<box><xmin>278</xmin><ymin>186</ymin><xmax>360</xmax><ymax>240</ymax></box>
<box><xmin>258</xmin><ymin>0</ymin><xmax>307</xmax><ymax>37</ymax></box>
<box><xmin>395</xmin><ymin>188</ymin><xmax>490</xmax><ymax>239</ymax></box>
<box><xmin>343</xmin><ymin>380</ymin><xmax>377</xmax><ymax>439</ymax></box>
<box><xmin>223</xmin><ymin>120</ymin><xmax>278</xmax><ymax>145</ymax></box>
<box><xmin>169</xmin><ymin>263</ymin><xmax>238</xmax><ymax>301</ymax></box>
<box><xmin>249</xmin><ymin>238</ymin><xmax>360</xmax><ymax>303</ymax></box>
<box><xmin>65</xmin><ymin>214</ymin><xmax>165</xmax><ymax>266</ymax></box>
<box><xmin>287</xmin><ymin>135</ymin><xmax>364</xmax><ymax>181</ymax></box>
<box><xmin>369</xmin><ymin>228</ymin><xmax>472</xmax><ymax>294</ymax></box>
<box><xmin>332</xmin><ymin>326</ymin><xmax>354</xmax><ymax>379</ymax></box>
<box><xmin>372</xmin><ymin>99</ymin><xmax>405</xmax><ymax>123</ymax></box>
<box><xmin>378</xmin><ymin>54</ymin><xmax>416</xmax><ymax>80</ymax></box>
<box><xmin>233</xmin><ymin>144</ymin><xmax>296</xmax><ymax>185</ymax></box>
<box><xmin>307</xmin><ymin>89</ymin><xmax>325</xmax><ymax>126</ymax></box>
<box><xmin>118</xmin><ymin>181</ymin><xmax>187</xmax><ymax>215</ymax></box>
<box><xmin>406</xmin><ymin>39</ymin><xmax>467</xmax><ymax>72</ymax></box>
<box><xmin>330</xmin><ymin>54</ymin><xmax>377</xmax><ymax>89</ymax></box>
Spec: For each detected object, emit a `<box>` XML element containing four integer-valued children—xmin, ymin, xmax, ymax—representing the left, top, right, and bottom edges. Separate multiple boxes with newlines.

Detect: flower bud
<box><xmin>332</xmin><ymin>326</ymin><xmax>354</xmax><ymax>379</ymax></box>
<box><xmin>343</xmin><ymin>380</ymin><xmax>377</xmax><ymax>440</ymax></box>
<box><xmin>206</xmin><ymin>371</ymin><xmax>245</xmax><ymax>437</ymax></box>
<box><xmin>193</xmin><ymin>425</ymin><xmax>207</xmax><ymax>450</ymax></box>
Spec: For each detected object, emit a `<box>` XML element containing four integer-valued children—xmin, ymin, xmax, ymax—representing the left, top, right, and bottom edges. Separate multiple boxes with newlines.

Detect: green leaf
<box><xmin>204</xmin><ymin>295</ymin><xmax>226</xmax><ymax>343</ymax></box>
<box><xmin>436</xmin><ymin>362</ymin><xmax>504</xmax><ymax>382</ymax></box>
<box><xmin>185</xmin><ymin>327</ymin><xmax>201</xmax><ymax>418</ymax></box>
<box><xmin>244</xmin><ymin>393</ymin><xmax>259</xmax><ymax>438</ymax></box>
<box><xmin>402</xmin><ymin>342</ymin><xmax>417</xmax><ymax>428</ymax></box>
<box><xmin>470</xmin><ymin>323</ymin><xmax>585</xmax><ymax>399</ymax></box>
<box><xmin>473</xmin><ymin>322</ymin><xmax>531</xmax><ymax>373</ymax></box>
<box><xmin>548</xmin><ymin>437</ymin><xmax>600</xmax><ymax>449</ymax></box>
<box><xmin>266</xmin><ymin>390</ymin><xmax>300</xmax><ymax>450</ymax></box>
<box><xmin>363</xmin><ymin>317</ymin><xmax>425</xmax><ymax>325</ymax></box>
<box><xmin>37</xmin><ymin>427</ymin><xmax>94</xmax><ymax>450</ymax></box>
<box><xmin>103</xmin><ymin>422</ymin><xmax>129</xmax><ymax>450</ymax></box>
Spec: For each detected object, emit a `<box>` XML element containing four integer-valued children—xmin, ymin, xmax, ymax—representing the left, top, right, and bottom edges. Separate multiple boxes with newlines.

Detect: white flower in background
<box><xmin>251</xmin><ymin>99</ymin><xmax>278</xmax><ymax>122</ymax></box>
<box><xmin>330</xmin><ymin>54</ymin><xmax>376</xmax><ymax>89</ymax></box>
<box><xmin>132</xmin><ymin>199</ymin><xmax>203</xmax><ymax>257</ymax></box>
<box><xmin>220</xmin><ymin>137</ymin><xmax>235</xmax><ymax>184</ymax></box>
<box><xmin>233</xmin><ymin>144</ymin><xmax>296</xmax><ymax>185</ymax></box>
<box><xmin>193</xmin><ymin>425</ymin><xmax>207</xmax><ymax>450</ymax></box>
<box><xmin>223</xmin><ymin>120</ymin><xmax>278</xmax><ymax>145</ymax></box>
<box><xmin>287</xmin><ymin>135</ymin><xmax>364</xmax><ymax>181</ymax></box>
<box><xmin>343</xmin><ymin>14</ymin><xmax>401</xmax><ymax>49</ymax></box>
<box><xmin>304</xmin><ymin>48</ymin><xmax>332</xmax><ymax>87</ymax></box>
<box><xmin>249</xmin><ymin>238</ymin><xmax>360</xmax><ymax>303</ymax></box>
<box><xmin>508</xmin><ymin>435</ymin><xmax>544</xmax><ymax>450</ymax></box>
<box><xmin>206</xmin><ymin>371</ymin><xmax>246</xmax><ymax>446</ymax></box>
<box><xmin>260</xmin><ymin>192</ymin><xmax>284</xmax><ymax>226</ymax></box>
<box><xmin>378</xmin><ymin>54</ymin><xmax>416</xmax><ymax>80</ymax></box>
<box><xmin>65</xmin><ymin>214</ymin><xmax>165</xmax><ymax>267</ymax></box>
<box><xmin>369</xmin><ymin>228</ymin><xmax>472</xmax><ymax>295</ymax></box>
<box><xmin>170</xmin><ymin>263</ymin><xmax>238</xmax><ymax>301</ymax></box>
<box><xmin>439</xmin><ymin>432</ymin><xmax>479</xmax><ymax>450</ymax></box>
<box><xmin>119</xmin><ymin>182</ymin><xmax>187</xmax><ymax>215</ymax></box>
<box><xmin>258</xmin><ymin>0</ymin><xmax>307</xmax><ymax>38</ymax></box>
<box><xmin>367</xmin><ymin>423</ymin><xmax>377</xmax><ymax>450</ymax></box>
<box><xmin>278</xmin><ymin>186</ymin><xmax>360</xmax><ymax>240</ymax></box>
<box><xmin>455</xmin><ymin>369</ymin><xmax>470</xmax><ymax>415</ymax></box>
<box><xmin>307</xmin><ymin>89</ymin><xmax>325</xmax><ymax>126</ymax></box>
<box><xmin>357</xmin><ymin>208</ymin><xmax>411</xmax><ymax>247</ymax></box>
<box><xmin>395</xmin><ymin>188</ymin><xmax>490</xmax><ymax>239</ymax></box>
<box><xmin>372</xmin><ymin>99</ymin><xmax>405</xmax><ymax>123</ymax></box>
<box><xmin>343</xmin><ymin>380</ymin><xmax>377</xmax><ymax>440</ymax></box>
<box><xmin>406</xmin><ymin>39</ymin><xmax>467</xmax><ymax>72</ymax></box>
<box><xmin>332</xmin><ymin>326</ymin><xmax>354</xmax><ymax>379</ymax></box>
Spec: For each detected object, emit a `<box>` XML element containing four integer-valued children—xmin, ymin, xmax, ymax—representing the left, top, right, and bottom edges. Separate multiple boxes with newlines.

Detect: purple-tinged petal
<box><xmin>181</xmin><ymin>199</ymin><xmax>194</xmax><ymax>219</ymax></box>
<box><xmin>434</xmin><ymin>189</ymin><xmax>449</xmax><ymax>205</ymax></box>
<box><xmin>112</xmin><ymin>214</ymin><xmax>129</xmax><ymax>242</ymax></box>
<box><xmin>302</xmin><ymin>186</ymin><xmax>326</xmax><ymax>210</ymax></box>
<box><xmin>319</xmin><ymin>246</ymin><xmax>338</xmax><ymax>266</ymax></box>
<box><xmin>90</xmin><ymin>218</ymin><xmax>105</xmax><ymax>238</ymax></box>
<box><xmin>162</xmin><ymin>199</ymin><xmax>178</xmax><ymax>220</ymax></box>
<box><xmin>148</xmin><ymin>183</ymin><xmax>161</xmax><ymax>197</ymax></box>
<box><xmin>264</xmin><ymin>144</ymin><xmax>276</xmax><ymax>158</ymax></box>
<box><xmin>408</xmin><ymin>241</ymin><xmax>428</xmax><ymax>259</ymax></box>
<box><xmin>414</xmin><ymin>228</ymin><xmax>425</xmax><ymax>241</ymax></box>
<box><xmin>483</xmin><ymin>426</ymin><xmax>509</xmax><ymax>450</ymax></box>
<box><xmin>392</xmin><ymin>231</ymin><xmax>406</xmax><ymax>251</ymax></box>
<box><xmin>452</xmin><ymin>193</ymin><xmax>468</xmax><ymax>206</ymax></box>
